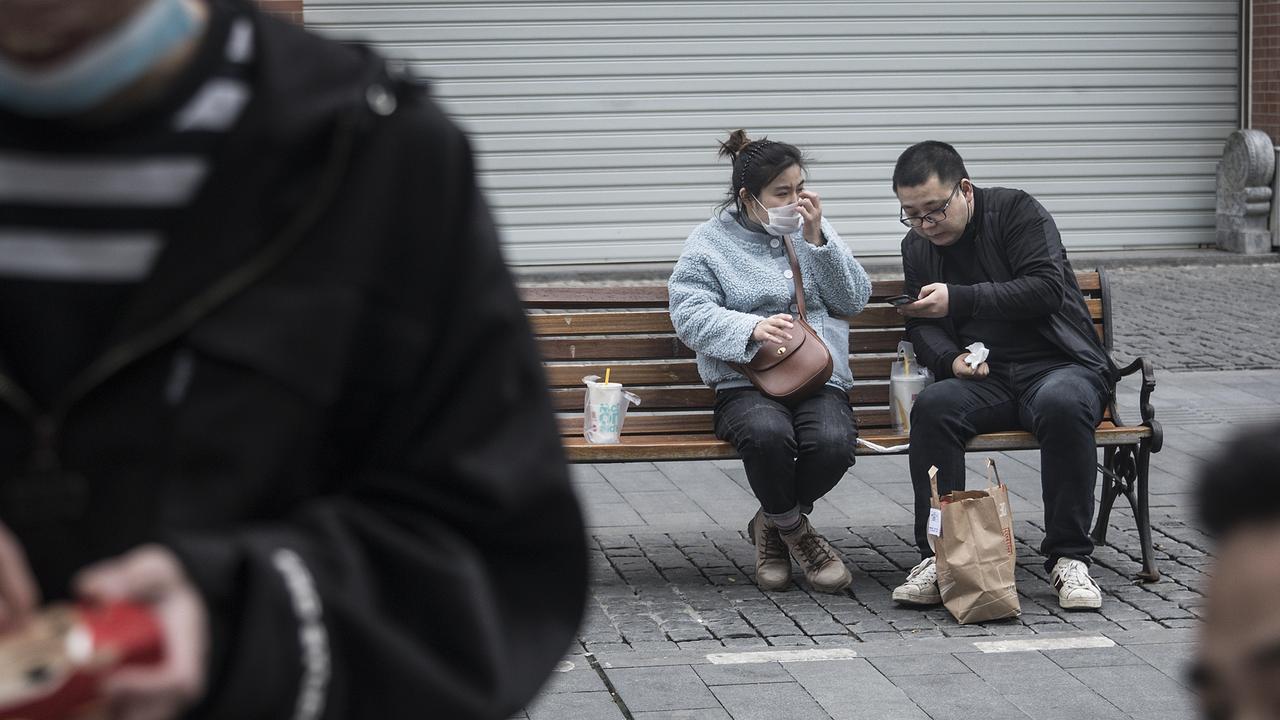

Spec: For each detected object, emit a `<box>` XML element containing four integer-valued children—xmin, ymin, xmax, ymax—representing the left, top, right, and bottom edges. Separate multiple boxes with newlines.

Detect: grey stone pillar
<box><xmin>1216</xmin><ymin>129</ymin><xmax>1275</xmax><ymax>254</ymax></box>
<box><xmin>1274</xmin><ymin>147</ymin><xmax>1279</xmax><ymax>251</ymax></box>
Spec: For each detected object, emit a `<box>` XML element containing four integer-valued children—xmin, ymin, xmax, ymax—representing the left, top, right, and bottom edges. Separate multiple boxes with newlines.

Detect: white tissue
<box><xmin>964</xmin><ymin>341</ymin><xmax>990</xmax><ymax>368</ymax></box>
<box><xmin>857</xmin><ymin>437</ymin><xmax>910</xmax><ymax>453</ymax></box>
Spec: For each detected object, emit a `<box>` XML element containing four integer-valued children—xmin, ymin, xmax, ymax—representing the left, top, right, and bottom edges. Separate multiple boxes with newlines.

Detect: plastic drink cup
<box><xmin>890</xmin><ymin>372</ymin><xmax>931</xmax><ymax>434</ymax></box>
<box><xmin>586</xmin><ymin>382</ymin><xmax>625</xmax><ymax>444</ymax></box>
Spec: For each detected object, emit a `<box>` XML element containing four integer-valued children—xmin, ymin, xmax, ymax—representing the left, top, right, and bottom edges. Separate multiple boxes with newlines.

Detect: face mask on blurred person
<box><xmin>0</xmin><ymin>0</ymin><xmax>200</xmax><ymax>117</ymax></box>
<box><xmin>753</xmin><ymin>196</ymin><xmax>804</xmax><ymax>236</ymax></box>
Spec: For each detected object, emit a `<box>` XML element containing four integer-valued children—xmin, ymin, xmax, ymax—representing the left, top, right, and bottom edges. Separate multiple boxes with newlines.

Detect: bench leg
<box><xmin>1090</xmin><ymin>446</ymin><xmax>1120</xmax><ymax>545</ymax></box>
<box><xmin>1090</xmin><ymin>443</ymin><xmax>1160</xmax><ymax>583</ymax></box>
<box><xmin>1133</xmin><ymin>442</ymin><xmax>1161</xmax><ymax>583</ymax></box>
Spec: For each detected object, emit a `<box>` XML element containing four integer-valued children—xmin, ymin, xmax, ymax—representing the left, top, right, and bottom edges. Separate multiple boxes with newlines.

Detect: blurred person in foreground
<box><xmin>1193</xmin><ymin>421</ymin><xmax>1280</xmax><ymax>720</ymax></box>
<box><xmin>0</xmin><ymin>0</ymin><xmax>586</xmax><ymax>717</ymax></box>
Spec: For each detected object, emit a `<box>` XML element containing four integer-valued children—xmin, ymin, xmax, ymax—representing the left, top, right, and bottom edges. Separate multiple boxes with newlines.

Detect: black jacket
<box><xmin>900</xmin><ymin>186</ymin><xmax>1116</xmax><ymax>382</ymax></box>
<box><xmin>0</xmin><ymin>4</ymin><xmax>586</xmax><ymax>718</ymax></box>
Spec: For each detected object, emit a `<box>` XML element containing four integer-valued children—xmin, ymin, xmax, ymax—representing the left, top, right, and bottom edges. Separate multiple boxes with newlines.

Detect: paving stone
<box><xmin>709</xmin><ymin>682</ymin><xmax>832</xmax><ymax>720</ymax></box>
<box><xmin>694</xmin><ymin>662</ymin><xmax>793</xmax><ymax>686</ymax></box>
<box><xmin>1069</xmin><ymin>664</ymin><xmax>1197</xmax><ymax>714</ymax></box>
<box><xmin>720</xmin><ymin>636</ymin><xmax>771</xmax><ymax>648</ymax></box>
<box><xmin>811</xmin><ymin>634</ymin><xmax>860</xmax><ymax>646</ymax></box>
<box><xmin>857</xmin><ymin>630</ymin><xmax>907</xmax><ymax>642</ymax></box>
<box><xmin>538</xmin><ymin>656</ymin><xmax>608</xmax><ymax>694</ymax></box>
<box><xmin>957</xmin><ymin>650</ymin><xmax>1078</xmax><ymax>695</ymax></box>
<box><xmin>1042</xmin><ymin>645</ymin><xmax>1146</xmax><ymax>669</ymax></box>
<box><xmin>765</xmin><ymin>635</ymin><xmax>816</xmax><ymax>646</ymax></box>
<box><xmin>890</xmin><ymin>672</ymin><xmax>1032</xmax><ymax>720</ymax></box>
<box><xmin>606</xmin><ymin>666</ymin><xmax>722</xmax><ymax>713</ymax></box>
<box><xmin>786</xmin><ymin>659</ymin><xmax>930</xmax><ymax>720</ymax></box>
<box><xmin>632</xmin><ymin>711</ymin><xmax>733</xmax><ymax>720</ymax></box>
<box><xmin>868</xmin><ymin>653</ymin><xmax>972</xmax><ymax>677</ymax></box>
<box><xmin>1002</xmin><ymin>688</ymin><xmax>1127</xmax><ymax>720</ymax></box>
<box><xmin>677</xmin><ymin>639</ymin><xmax>729</xmax><ymax>651</ymax></box>
<box><xmin>526</xmin><ymin>690</ymin><xmax>625</xmax><ymax>720</ymax></box>
<box><xmin>1124</xmin><ymin>641</ymin><xmax>1198</xmax><ymax>687</ymax></box>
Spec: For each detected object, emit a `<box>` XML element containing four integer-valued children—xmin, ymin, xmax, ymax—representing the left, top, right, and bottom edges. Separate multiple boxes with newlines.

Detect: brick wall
<box><xmin>255</xmin><ymin>0</ymin><xmax>302</xmax><ymax>23</ymax></box>
<box><xmin>1257</xmin><ymin>0</ymin><xmax>1280</xmax><ymax>143</ymax></box>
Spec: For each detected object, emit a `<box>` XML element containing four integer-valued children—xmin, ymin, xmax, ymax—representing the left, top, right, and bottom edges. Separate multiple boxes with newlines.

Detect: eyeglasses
<box><xmin>899</xmin><ymin>182</ymin><xmax>962</xmax><ymax>228</ymax></box>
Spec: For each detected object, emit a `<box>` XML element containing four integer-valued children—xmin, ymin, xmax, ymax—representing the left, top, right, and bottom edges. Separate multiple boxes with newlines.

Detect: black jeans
<box><xmin>908</xmin><ymin>359</ymin><xmax>1109</xmax><ymax>570</ymax></box>
<box><xmin>713</xmin><ymin>386</ymin><xmax>857</xmax><ymax>515</ymax></box>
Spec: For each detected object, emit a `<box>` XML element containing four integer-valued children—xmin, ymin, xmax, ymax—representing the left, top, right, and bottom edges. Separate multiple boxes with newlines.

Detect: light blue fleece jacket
<box><xmin>668</xmin><ymin>209</ymin><xmax>873</xmax><ymax>391</ymax></box>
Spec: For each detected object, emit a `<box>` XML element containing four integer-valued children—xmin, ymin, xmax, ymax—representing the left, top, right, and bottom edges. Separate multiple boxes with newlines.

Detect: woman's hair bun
<box><xmin>718</xmin><ymin>129</ymin><xmax>752</xmax><ymax>159</ymax></box>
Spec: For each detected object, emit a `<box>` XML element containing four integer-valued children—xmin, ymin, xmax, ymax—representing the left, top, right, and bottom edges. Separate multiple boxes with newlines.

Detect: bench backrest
<box><xmin>521</xmin><ymin>271</ymin><xmax>1110</xmax><ymax>441</ymax></box>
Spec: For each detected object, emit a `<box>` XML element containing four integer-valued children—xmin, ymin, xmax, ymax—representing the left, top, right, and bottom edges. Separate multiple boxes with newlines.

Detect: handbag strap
<box><xmin>780</xmin><ymin>232</ymin><xmax>809</xmax><ymax>320</ymax></box>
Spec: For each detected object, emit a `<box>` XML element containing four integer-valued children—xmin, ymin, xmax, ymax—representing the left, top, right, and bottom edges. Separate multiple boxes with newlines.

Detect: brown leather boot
<box><xmin>746</xmin><ymin>509</ymin><xmax>791</xmax><ymax>591</ymax></box>
<box><xmin>779</xmin><ymin>516</ymin><xmax>851</xmax><ymax>593</ymax></box>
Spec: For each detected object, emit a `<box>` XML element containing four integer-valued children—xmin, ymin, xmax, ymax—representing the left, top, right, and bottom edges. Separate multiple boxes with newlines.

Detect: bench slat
<box><xmin>534</xmin><ymin>328</ymin><xmax>923</xmax><ymax>360</ymax></box>
<box><xmin>558</xmin><ymin>404</ymin><xmax>1113</xmax><ymax>435</ymax></box>
<box><xmin>543</xmin><ymin>358</ymin><xmax>897</xmax><ymax>387</ymax></box>
<box><xmin>530</xmin><ymin>311</ymin><xmax>673</xmax><ymax>336</ymax></box>
<box><xmin>537</xmin><ymin>336</ymin><xmax>695</xmax><ymax>361</ymax></box>
<box><xmin>559</xmin><ymin>409</ymin><xmax>895</xmax><ymax>435</ymax></box>
<box><xmin>547</xmin><ymin>383</ymin><xmax>893</xmax><ymax>410</ymax></box>
<box><xmin>521</xmin><ymin>286</ymin><xmax>668</xmax><ymax>308</ymax></box>
<box><xmin>561</xmin><ymin>421</ymin><xmax>1147</xmax><ymax>462</ymax></box>
<box><xmin>521</xmin><ymin>272</ymin><xmax>1103</xmax><ymax>310</ymax></box>
<box><xmin>529</xmin><ymin>301</ymin><xmax>1103</xmax><ymax>338</ymax></box>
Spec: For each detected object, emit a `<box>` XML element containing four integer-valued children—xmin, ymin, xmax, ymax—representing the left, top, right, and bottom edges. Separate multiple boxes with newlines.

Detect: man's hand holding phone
<box><xmin>896</xmin><ymin>283</ymin><xmax>950</xmax><ymax>318</ymax></box>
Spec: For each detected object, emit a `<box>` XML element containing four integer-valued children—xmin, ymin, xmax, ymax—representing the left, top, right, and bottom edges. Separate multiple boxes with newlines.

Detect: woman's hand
<box><xmin>752</xmin><ymin>314</ymin><xmax>794</xmax><ymax>344</ymax></box>
<box><xmin>798</xmin><ymin>190</ymin><xmax>824</xmax><ymax>246</ymax></box>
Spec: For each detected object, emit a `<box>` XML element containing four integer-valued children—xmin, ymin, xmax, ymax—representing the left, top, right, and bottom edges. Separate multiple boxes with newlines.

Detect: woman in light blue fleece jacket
<box><xmin>669</xmin><ymin>130</ymin><xmax>872</xmax><ymax>594</ymax></box>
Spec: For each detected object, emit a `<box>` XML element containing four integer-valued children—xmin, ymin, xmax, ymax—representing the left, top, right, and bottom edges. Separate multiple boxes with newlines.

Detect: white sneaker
<box><xmin>892</xmin><ymin>557</ymin><xmax>941</xmax><ymax>606</ymax></box>
<box><xmin>1050</xmin><ymin>558</ymin><xmax>1102</xmax><ymax>611</ymax></box>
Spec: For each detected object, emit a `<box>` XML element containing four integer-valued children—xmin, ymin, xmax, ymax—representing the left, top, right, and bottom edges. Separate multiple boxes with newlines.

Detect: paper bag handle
<box><xmin>928</xmin><ymin>465</ymin><xmax>941</xmax><ymax>504</ymax></box>
<box><xmin>985</xmin><ymin>458</ymin><xmax>1003</xmax><ymax>488</ymax></box>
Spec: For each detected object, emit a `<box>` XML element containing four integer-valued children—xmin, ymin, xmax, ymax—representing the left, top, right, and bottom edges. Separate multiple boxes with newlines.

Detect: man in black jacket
<box><xmin>0</xmin><ymin>1</ymin><xmax>586</xmax><ymax>718</ymax></box>
<box><xmin>887</xmin><ymin>141</ymin><xmax>1114</xmax><ymax>612</ymax></box>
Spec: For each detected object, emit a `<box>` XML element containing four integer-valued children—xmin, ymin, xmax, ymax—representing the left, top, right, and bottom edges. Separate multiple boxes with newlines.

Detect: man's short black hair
<box><xmin>1197</xmin><ymin>420</ymin><xmax>1280</xmax><ymax>536</ymax></box>
<box><xmin>893</xmin><ymin>141</ymin><xmax>970</xmax><ymax>191</ymax></box>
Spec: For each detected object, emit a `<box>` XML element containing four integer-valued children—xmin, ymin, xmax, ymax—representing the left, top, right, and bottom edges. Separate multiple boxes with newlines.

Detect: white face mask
<box><xmin>753</xmin><ymin>196</ymin><xmax>804</xmax><ymax>236</ymax></box>
<box><xmin>0</xmin><ymin>0</ymin><xmax>200</xmax><ymax>117</ymax></box>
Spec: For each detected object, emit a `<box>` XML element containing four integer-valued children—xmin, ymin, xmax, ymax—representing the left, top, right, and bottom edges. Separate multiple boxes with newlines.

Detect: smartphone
<box><xmin>886</xmin><ymin>294</ymin><xmax>917</xmax><ymax>306</ymax></box>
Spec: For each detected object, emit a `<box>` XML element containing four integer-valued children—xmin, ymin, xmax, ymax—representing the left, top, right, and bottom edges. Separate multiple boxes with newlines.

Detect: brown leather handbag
<box><xmin>732</xmin><ymin>233</ymin><xmax>833</xmax><ymax>403</ymax></box>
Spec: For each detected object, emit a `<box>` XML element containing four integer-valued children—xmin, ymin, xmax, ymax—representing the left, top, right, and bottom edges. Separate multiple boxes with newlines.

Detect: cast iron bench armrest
<box><xmin>1113</xmin><ymin>356</ymin><xmax>1163</xmax><ymax>452</ymax></box>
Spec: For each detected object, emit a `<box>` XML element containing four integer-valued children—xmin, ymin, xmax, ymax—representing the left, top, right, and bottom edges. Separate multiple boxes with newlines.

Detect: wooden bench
<box><xmin>521</xmin><ymin>270</ymin><xmax>1163</xmax><ymax>581</ymax></box>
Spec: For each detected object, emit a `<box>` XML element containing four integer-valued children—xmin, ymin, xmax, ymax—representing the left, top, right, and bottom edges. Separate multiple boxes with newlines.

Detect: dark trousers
<box><xmin>908</xmin><ymin>359</ymin><xmax>1109</xmax><ymax>570</ymax></box>
<box><xmin>714</xmin><ymin>386</ymin><xmax>857</xmax><ymax>515</ymax></box>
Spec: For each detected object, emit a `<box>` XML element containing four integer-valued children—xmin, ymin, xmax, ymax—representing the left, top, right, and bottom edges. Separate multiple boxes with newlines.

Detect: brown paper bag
<box><xmin>926</xmin><ymin>459</ymin><xmax>1021</xmax><ymax>624</ymax></box>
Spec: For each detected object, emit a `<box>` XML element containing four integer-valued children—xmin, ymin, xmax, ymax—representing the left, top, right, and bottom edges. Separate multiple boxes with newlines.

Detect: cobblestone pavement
<box><xmin>514</xmin><ymin>368</ymin><xmax>1280</xmax><ymax>719</ymax></box>
<box><xmin>1108</xmin><ymin>263</ymin><xmax>1280</xmax><ymax>372</ymax></box>
<box><xmin>574</xmin><ymin>514</ymin><xmax>1205</xmax><ymax>654</ymax></box>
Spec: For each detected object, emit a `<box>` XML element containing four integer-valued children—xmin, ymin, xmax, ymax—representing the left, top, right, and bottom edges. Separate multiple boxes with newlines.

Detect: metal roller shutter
<box><xmin>304</xmin><ymin>1</ymin><xmax>1240</xmax><ymax>266</ymax></box>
